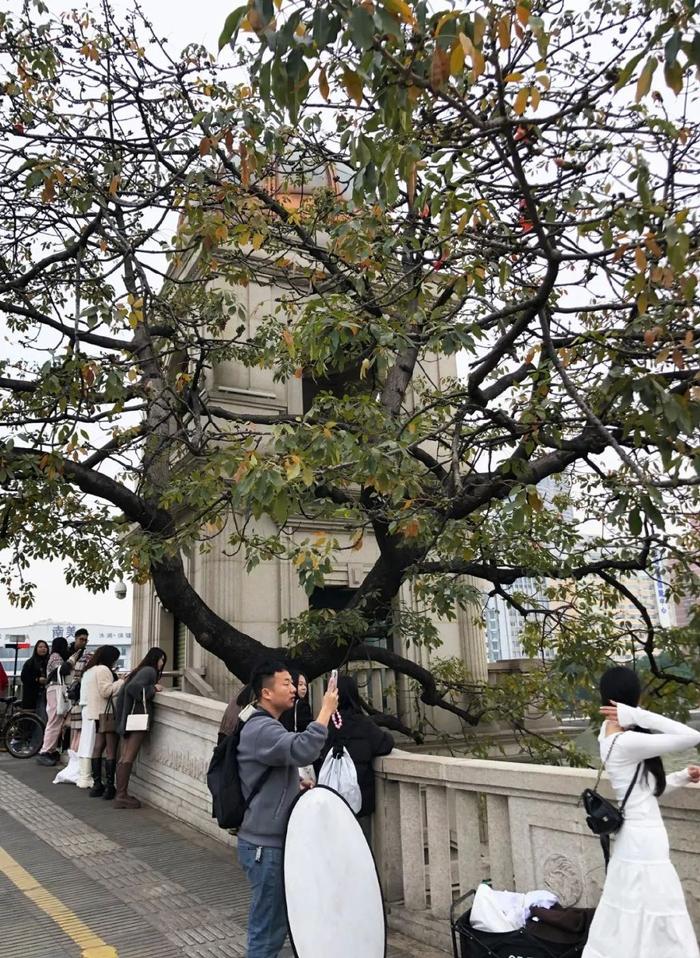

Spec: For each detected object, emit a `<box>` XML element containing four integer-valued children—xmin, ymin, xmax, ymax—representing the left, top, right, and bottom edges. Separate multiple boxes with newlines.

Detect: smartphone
<box><xmin>329</xmin><ymin>669</ymin><xmax>338</xmax><ymax>690</ymax></box>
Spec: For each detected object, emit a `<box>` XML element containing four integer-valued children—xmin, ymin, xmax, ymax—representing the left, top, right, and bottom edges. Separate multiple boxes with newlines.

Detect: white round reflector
<box><xmin>283</xmin><ymin>785</ymin><xmax>386</xmax><ymax>958</ymax></box>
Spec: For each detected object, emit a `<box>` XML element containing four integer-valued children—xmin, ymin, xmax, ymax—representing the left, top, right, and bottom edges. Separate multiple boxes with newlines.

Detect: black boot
<box><xmin>89</xmin><ymin>758</ymin><xmax>104</xmax><ymax>797</ymax></box>
<box><xmin>102</xmin><ymin>759</ymin><xmax>116</xmax><ymax>800</ymax></box>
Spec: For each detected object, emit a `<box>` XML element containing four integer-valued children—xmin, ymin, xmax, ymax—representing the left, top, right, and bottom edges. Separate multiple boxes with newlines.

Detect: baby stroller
<box><xmin>450</xmin><ymin>889</ymin><xmax>590</xmax><ymax>958</ymax></box>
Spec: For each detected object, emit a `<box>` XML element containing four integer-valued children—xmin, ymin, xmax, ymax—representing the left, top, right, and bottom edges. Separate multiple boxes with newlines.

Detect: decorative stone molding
<box><xmin>541</xmin><ymin>853</ymin><xmax>584</xmax><ymax>907</ymax></box>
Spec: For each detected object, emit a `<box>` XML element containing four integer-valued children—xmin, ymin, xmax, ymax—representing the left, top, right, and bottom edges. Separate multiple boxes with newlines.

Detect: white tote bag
<box><xmin>54</xmin><ymin>669</ymin><xmax>71</xmax><ymax>717</ymax></box>
<box><xmin>317</xmin><ymin>747</ymin><xmax>362</xmax><ymax>813</ymax></box>
<box><xmin>125</xmin><ymin>689</ymin><xmax>150</xmax><ymax>732</ymax></box>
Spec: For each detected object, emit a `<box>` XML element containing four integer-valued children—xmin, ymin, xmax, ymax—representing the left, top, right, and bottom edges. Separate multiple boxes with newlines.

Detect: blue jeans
<box><xmin>238</xmin><ymin>839</ymin><xmax>287</xmax><ymax>958</ymax></box>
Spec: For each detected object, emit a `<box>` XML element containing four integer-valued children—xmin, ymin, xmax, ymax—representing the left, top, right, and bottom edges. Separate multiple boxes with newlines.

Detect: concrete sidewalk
<box><xmin>0</xmin><ymin>753</ymin><xmax>444</xmax><ymax>958</ymax></box>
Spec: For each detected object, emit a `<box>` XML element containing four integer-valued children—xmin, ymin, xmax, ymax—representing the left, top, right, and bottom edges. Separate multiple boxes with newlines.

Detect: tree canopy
<box><xmin>1</xmin><ymin>0</ymin><xmax>699</xmax><ymax>751</ymax></box>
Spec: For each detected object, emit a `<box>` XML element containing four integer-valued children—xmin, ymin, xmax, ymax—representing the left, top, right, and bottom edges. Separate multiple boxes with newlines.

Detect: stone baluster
<box><xmin>370</xmin><ymin>668</ymin><xmax>383</xmax><ymax>711</ymax></box>
<box><xmin>425</xmin><ymin>785</ymin><xmax>453</xmax><ymax>918</ymax></box>
<box><xmin>398</xmin><ymin>782</ymin><xmax>426</xmax><ymax>910</ymax></box>
<box><xmin>486</xmin><ymin>794</ymin><xmax>514</xmax><ymax>888</ymax></box>
<box><xmin>454</xmin><ymin>790</ymin><xmax>483</xmax><ymax>895</ymax></box>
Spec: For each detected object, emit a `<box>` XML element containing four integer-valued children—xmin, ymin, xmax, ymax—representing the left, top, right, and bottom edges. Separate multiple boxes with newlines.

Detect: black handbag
<box><xmin>581</xmin><ymin>733</ymin><xmax>640</xmax><ymax>868</ymax></box>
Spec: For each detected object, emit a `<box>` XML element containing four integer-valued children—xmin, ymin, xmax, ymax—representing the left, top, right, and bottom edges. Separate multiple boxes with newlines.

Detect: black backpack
<box><xmin>207</xmin><ymin>717</ymin><xmax>272</xmax><ymax>830</ymax></box>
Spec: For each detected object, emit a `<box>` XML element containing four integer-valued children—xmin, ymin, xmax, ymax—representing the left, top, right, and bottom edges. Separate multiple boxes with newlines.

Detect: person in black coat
<box><xmin>20</xmin><ymin>640</ymin><xmax>50</xmax><ymax>719</ymax></box>
<box><xmin>280</xmin><ymin>670</ymin><xmax>313</xmax><ymax>733</ymax></box>
<box><xmin>317</xmin><ymin>674</ymin><xmax>394</xmax><ymax>839</ymax></box>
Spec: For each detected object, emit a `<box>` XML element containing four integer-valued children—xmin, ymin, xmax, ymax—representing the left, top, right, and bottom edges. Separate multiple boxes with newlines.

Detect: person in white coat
<box><xmin>582</xmin><ymin>666</ymin><xmax>700</xmax><ymax>958</ymax></box>
<box><xmin>81</xmin><ymin>645</ymin><xmax>124</xmax><ymax>800</ymax></box>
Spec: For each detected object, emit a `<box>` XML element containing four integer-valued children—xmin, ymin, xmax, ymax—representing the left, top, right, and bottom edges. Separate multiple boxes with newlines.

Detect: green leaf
<box><xmin>664</xmin><ymin>30</ymin><xmax>681</xmax><ymax>66</ymax></box>
<box><xmin>218</xmin><ymin>6</ymin><xmax>246</xmax><ymax>52</ymax></box>
<box><xmin>663</xmin><ymin>60</ymin><xmax>683</xmax><ymax>95</ymax></box>
<box><xmin>349</xmin><ymin>5</ymin><xmax>376</xmax><ymax>50</ymax></box>
<box><xmin>628</xmin><ymin>509</ymin><xmax>642</xmax><ymax>536</ymax></box>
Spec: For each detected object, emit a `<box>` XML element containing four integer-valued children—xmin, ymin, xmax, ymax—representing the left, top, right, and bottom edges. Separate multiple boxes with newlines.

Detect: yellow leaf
<box><xmin>360</xmin><ymin>357</ymin><xmax>372</xmax><ymax>380</ymax></box>
<box><xmin>457</xmin><ymin>211</ymin><xmax>469</xmax><ymax>234</ymax></box>
<box><xmin>473</xmin><ymin>12</ymin><xmax>486</xmax><ymax>47</ymax></box>
<box><xmin>516</xmin><ymin>4</ymin><xmax>530</xmax><ymax>26</ymax></box>
<box><xmin>471</xmin><ymin>48</ymin><xmax>485</xmax><ymax>80</ymax></box>
<box><xmin>635</xmin><ymin>247</ymin><xmax>647</xmax><ymax>272</ymax></box>
<box><xmin>431</xmin><ymin>47</ymin><xmax>451</xmax><ymax>88</ymax></box>
<box><xmin>450</xmin><ymin>43</ymin><xmax>465</xmax><ymax>75</ymax></box>
<box><xmin>504</xmin><ymin>72</ymin><xmax>524</xmax><ymax>83</ymax></box>
<box><xmin>251</xmin><ymin>232</ymin><xmax>265</xmax><ymax>250</ymax></box>
<box><xmin>537</xmin><ymin>73</ymin><xmax>551</xmax><ymax>91</ymax></box>
<box><xmin>637</xmin><ymin>292</ymin><xmax>648</xmax><ymax>315</ymax></box>
<box><xmin>109</xmin><ymin>174</ymin><xmax>121</xmax><ymax>196</ymax></box>
<box><xmin>319</xmin><ymin>66</ymin><xmax>330</xmax><ymax>102</ymax></box>
<box><xmin>343</xmin><ymin>69</ymin><xmax>363</xmax><ymax>106</ymax></box>
<box><xmin>281</xmin><ymin>328</ymin><xmax>295</xmax><ymax>353</ymax></box>
<box><xmin>402</xmin><ymin>518</ymin><xmax>421</xmax><ymax>538</ymax></box>
<box><xmin>406</xmin><ymin>163</ymin><xmax>416</xmax><ymax>207</ymax></box>
<box><xmin>498</xmin><ymin>15</ymin><xmax>511</xmax><ymax>49</ymax></box>
<box><xmin>459</xmin><ymin>32</ymin><xmax>473</xmax><ymax>56</ymax></box>
<box><xmin>383</xmin><ymin>0</ymin><xmax>416</xmax><ymax>25</ymax></box>
<box><xmin>645</xmin><ymin>234</ymin><xmax>662</xmax><ymax>258</ymax></box>
<box><xmin>635</xmin><ymin>57</ymin><xmax>657</xmax><ymax>103</ymax></box>
<box><xmin>285</xmin><ymin>455</ymin><xmax>302</xmax><ymax>480</ymax></box>
<box><xmin>513</xmin><ymin>87</ymin><xmax>529</xmax><ymax>115</ymax></box>
<box><xmin>350</xmin><ymin>528</ymin><xmax>364</xmax><ymax>551</ymax></box>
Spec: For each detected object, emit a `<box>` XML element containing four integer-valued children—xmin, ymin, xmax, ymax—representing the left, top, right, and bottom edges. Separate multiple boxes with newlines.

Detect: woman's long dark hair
<box><xmin>600</xmin><ymin>666</ymin><xmax>666</xmax><ymax>796</ymax></box>
<box><xmin>126</xmin><ymin>646</ymin><xmax>166</xmax><ymax>683</ymax></box>
<box><xmin>337</xmin><ymin>675</ymin><xmax>363</xmax><ymax>714</ymax></box>
<box><xmin>84</xmin><ymin>645</ymin><xmax>121</xmax><ymax>673</ymax></box>
<box><xmin>50</xmin><ymin>636</ymin><xmax>69</xmax><ymax>659</ymax></box>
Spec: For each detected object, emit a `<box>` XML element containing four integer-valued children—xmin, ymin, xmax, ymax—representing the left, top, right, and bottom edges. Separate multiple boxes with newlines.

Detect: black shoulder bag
<box><xmin>581</xmin><ymin>733</ymin><xmax>640</xmax><ymax>870</ymax></box>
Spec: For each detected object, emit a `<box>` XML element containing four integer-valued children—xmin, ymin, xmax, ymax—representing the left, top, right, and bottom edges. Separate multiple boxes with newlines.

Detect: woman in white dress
<box><xmin>583</xmin><ymin>666</ymin><xmax>700</xmax><ymax>958</ymax></box>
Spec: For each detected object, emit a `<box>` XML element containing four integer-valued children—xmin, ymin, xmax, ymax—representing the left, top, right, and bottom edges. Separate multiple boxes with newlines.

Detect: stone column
<box><xmin>458</xmin><ymin>576</ymin><xmax>489</xmax><ymax>683</ymax></box>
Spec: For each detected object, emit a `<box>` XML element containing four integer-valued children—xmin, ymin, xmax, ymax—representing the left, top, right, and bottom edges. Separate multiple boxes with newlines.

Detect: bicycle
<box><xmin>0</xmin><ymin>696</ymin><xmax>46</xmax><ymax>758</ymax></box>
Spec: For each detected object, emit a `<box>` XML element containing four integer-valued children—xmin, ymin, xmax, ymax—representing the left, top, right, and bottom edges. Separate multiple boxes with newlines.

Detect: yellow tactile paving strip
<box><xmin>0</xmin><ymin>846</ymin><xmax>118</xmax><ymax>958</ymax></box>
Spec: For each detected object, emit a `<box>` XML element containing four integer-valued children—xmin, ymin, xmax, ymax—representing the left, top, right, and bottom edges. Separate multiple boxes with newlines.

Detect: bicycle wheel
<box><xmin>5</xmin><ymin>712</ymin><xmax>45</xmax><ymax>758</ymax></box>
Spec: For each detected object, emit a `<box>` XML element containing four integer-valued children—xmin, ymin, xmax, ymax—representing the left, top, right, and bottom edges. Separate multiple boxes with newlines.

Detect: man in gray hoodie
<box><xmin>237</xmin><ymin>659</ymin><xmax>339</xmax><ymax>958</ymax></box>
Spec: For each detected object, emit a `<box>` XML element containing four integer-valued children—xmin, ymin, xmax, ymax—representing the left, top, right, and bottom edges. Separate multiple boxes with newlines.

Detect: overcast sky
<box><xmin>1</xmin><ymin>1</ymin><xmax>234</xmax><ymax>628</ymax></box>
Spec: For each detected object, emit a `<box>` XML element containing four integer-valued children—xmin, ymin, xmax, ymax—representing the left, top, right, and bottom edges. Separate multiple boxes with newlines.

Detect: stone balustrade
<box><xmin>131</xmin><ymin>691</ymin><xmax>700</xmax><ymax>952</ymax></box>
<box><xmin>373</xmin><ymin>750</ymin><xmax>700</xmax><ymax>949</ymax></box>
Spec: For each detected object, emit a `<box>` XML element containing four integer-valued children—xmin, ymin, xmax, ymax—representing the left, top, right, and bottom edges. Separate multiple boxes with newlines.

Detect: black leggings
<box><xmin>93</xmin><ymin>730</ymin><xmax>118</xmax><ymax>760</ymax></box>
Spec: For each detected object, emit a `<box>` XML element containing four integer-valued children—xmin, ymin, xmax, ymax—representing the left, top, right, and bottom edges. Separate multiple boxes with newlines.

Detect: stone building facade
<box><xmin>131</xmin><ymin>180</ymin><xmax>489</xmax><ymax>720</ymax></box>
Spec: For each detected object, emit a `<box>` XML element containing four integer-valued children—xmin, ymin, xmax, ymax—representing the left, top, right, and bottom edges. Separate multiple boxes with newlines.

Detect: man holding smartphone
<box><xmin>237</xmin><ymin>660</ymin><xmax>339</xmax><ymax>958</ymax></box>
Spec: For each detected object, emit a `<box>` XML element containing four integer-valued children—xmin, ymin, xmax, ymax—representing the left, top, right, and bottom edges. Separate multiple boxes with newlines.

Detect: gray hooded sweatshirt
<box><xmin>237</xmin><ymin>707</ymin><xmax>328</xmax><ymax>848</ymax></box>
